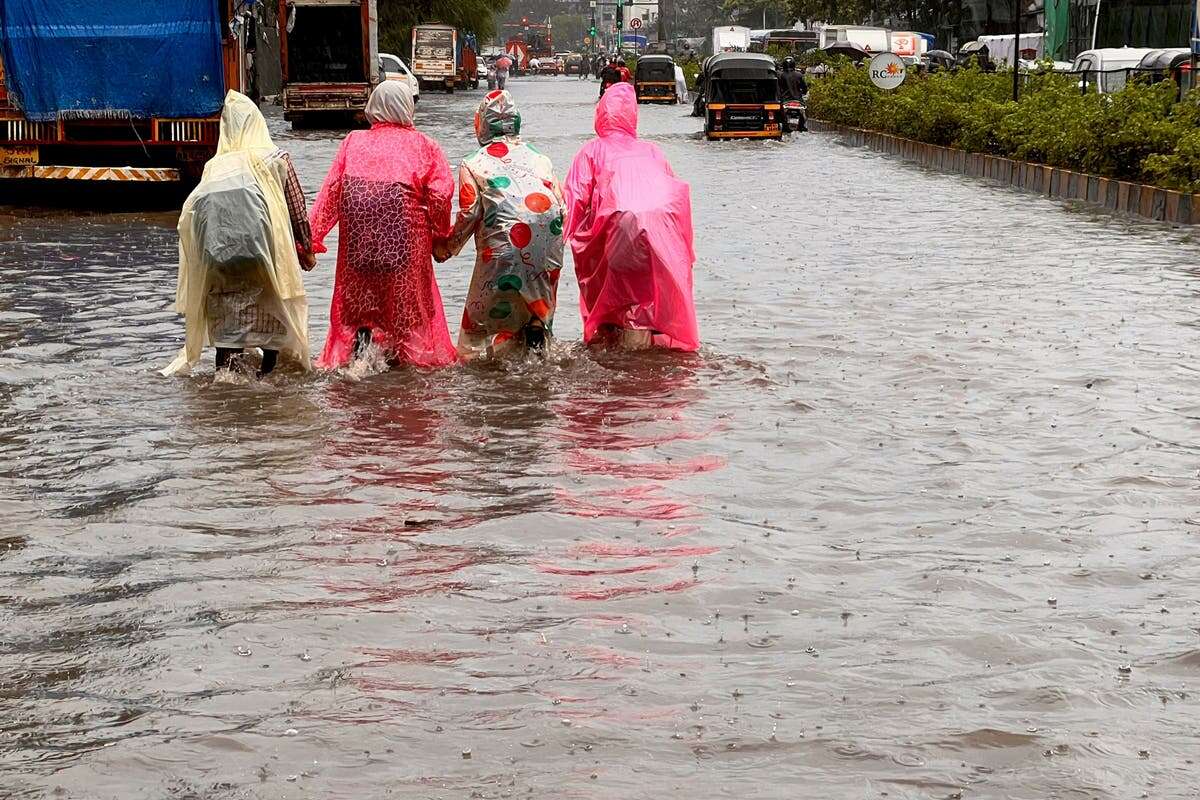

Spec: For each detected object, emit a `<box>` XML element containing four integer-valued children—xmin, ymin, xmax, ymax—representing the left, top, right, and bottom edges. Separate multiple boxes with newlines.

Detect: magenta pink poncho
<box><xmin>564</xmin><ymin>82</ymin><xmax>700</xmax><ymax>351</ymax></box>
<box><xmin>309</xmin><ymin>117</ymin><xmax>457</xmax><ymax>369</ymax></box>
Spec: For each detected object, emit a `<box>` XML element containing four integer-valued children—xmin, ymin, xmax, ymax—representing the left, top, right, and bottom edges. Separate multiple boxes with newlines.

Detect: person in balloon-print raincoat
<box><xmin>438</xmin><ymin>90</ymin><xmax>565</xmax><ymax>359</ymax></box>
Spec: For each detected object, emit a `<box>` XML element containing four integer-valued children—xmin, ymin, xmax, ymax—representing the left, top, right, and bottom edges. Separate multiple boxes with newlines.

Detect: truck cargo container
<box><xmin>279</xmin><ymin>0</ymin><xmax>378</xmax><ymax>126</ymax></box>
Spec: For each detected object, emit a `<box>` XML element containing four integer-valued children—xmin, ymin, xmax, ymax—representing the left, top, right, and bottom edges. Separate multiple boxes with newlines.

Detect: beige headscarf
<box><xmin>365</xmin><ymin>80</ymin><xmax>415</xmax><ymax>126</ymax></box>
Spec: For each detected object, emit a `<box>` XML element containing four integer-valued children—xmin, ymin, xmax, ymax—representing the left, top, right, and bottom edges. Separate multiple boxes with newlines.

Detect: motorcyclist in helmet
<box><xmin>599</xmin><ymin>55</ymin><xmax>623</xmax><ymax>97</ymax></box>
<box><xmin>778</xmin><ymin>56</ymin><xmax>808</xmax><ymax>101</ymax></box>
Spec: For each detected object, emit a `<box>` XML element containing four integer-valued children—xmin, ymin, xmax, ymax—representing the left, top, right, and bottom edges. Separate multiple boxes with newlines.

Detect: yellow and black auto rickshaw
<box><xmin>701</xmin><ymin>52</ymin><xmax>782</xmax><ymax>140</ymax></box>
<box><xmin>635</xmin><ymin>54</ymin><xmax>678</xmax><ymax>104</ymax></box>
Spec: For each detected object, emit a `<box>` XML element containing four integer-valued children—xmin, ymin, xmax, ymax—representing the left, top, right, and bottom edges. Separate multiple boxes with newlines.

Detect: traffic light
<box><xmin>589</xmin><ymin>25</ymin><xmax>597</xmax><ymax>37</ymax></box>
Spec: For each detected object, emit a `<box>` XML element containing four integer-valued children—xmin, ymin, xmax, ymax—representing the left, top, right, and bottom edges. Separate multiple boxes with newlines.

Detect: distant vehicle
<box><xmin>889</xmin><ymin>31</ymin><xmax>928</xmax><ymax>64</ymax></box>
<box><xmin>412</xmin><ymin>24</ymin><xmax>458</xmax><ymax>92</ymax></box>
<box><xmin>750</xmin><ymin>29</ymin><xmax>819</xmax><ymax>55</ymax></box>
<box><xmin>537</xmin><ymin>58</ymin><xmax>560</xmax><ymax>75</ymax></box>
<box><xmin>279</xmin><ymin>0</ymin><xmax>379</xmax><ymax>126</ymax></box>
<box><xmin>1072</xmin><ymin>47</ymin><xmax>1157</xmax><ymax>93</ymax></box>
<box><xmin>379</xmin><ymin>53</ymin><xmax>420</xmax><ymax>104</ymax></box>
<box><xmin>1136</xmin><ymin>47</ymin><xmax>1192</xmax><ymax>91</ymax></box>
<box><xmin>712</xmin><ymin>26</ymin><xmax>752</xmax><ymax>54</ymax></box>
<box><xmin>976</xmin><ymin>33</ymin><xmax>1044</xmax><ymax>65</ymax></box>
<box><xmin>564</xmin><ymin>53</ymin><xmax>585</xmax><ymax>75</ymax></box>
<box><xmin>635</xmin><ymin>54</ymin><xmax>678</xmax><ymax>103</ymax></box>
<box><xmin>702</xmin><ymin>52</ymin><xmax>783</xmax><ymax>140</ymax></box>
<box><xmin>817</xmin><ymin>25</ymin><xmax>889</xmax><ymax>54</ymax></box>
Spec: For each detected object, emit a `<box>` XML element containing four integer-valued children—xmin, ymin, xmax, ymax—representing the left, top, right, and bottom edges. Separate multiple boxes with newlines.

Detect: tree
<box><xmin>723</xmin><ymin>0</ymin><xmax>792</xmax><ymax>28</ymax></box>
<box><xmin>550</xmin><ymin>14</ymin><xmax>587</xmax><ymax>49</ymax></box>
<box><xmin>378</xmin><ymin>0</ymin><xmax>511</xmax><ymax>54</ymax></box>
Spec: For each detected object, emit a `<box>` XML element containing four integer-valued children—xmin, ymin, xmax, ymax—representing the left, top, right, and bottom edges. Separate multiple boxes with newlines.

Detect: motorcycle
<box><xmin>783</xmin><ymin>99</ymin><xmax>807</xmax><ymax>133</ymax></box>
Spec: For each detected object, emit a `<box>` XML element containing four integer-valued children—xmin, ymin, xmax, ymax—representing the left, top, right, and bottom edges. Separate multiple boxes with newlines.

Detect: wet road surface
<box><xmin>2</xmin><ymin>76</ymin><xmax>1200</xmax><ymax>799</ymax></box>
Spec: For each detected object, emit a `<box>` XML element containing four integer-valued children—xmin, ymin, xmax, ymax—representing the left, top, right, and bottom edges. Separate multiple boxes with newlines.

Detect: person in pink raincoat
<box><xmin>308</xmin><ymin>80</ymin><xmax>457</xmax><ymax>369</ymax></box>
<box><xmin>564</xmin><ymin>82</ymin><xmax>700</xmax><ymax>351</ymax></box>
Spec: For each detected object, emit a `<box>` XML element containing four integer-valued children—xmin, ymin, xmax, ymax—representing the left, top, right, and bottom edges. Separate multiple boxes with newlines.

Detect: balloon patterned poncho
<box><xmin>308</xmin><ymin>81</ymin><xmax>457</xmax><ymax>369</ymax></box>
<box><xmin>564</xmin><ymin>82</ymin><xmax>700</xmax><ymax>351</ymax></box>
<box><xmin>163</xmin><ymin>91</ymin><xmax>311</xmax><ymax>376</ymax></box>
<box><xmin>446</xmin><ymin>90</ymin><xmax>565</xmax><ymax>358</ymax></box>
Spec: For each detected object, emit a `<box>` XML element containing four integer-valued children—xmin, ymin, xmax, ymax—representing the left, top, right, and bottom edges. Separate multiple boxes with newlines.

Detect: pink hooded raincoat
<box><xmin>564</xmin><ymin>82</ymin><xmax>700</xmax><ymax>351</ymax></box>
<box><xmin>309</xmin><ymin>81</ymin><xmax>457</xmax><ymax>369</ymax></box>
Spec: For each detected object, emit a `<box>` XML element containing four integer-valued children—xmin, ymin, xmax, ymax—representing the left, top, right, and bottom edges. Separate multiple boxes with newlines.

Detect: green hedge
<box><xmin>806</xmin><ymin>62</ymin><xmax>1200</xmax><ymax>193</ymax></box>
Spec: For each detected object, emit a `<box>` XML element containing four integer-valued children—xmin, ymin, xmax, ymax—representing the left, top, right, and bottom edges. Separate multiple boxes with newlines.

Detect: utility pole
<box><xmin>1012</xmin><ymin>0</ymin><xmax>1020</xmax><ymax>101</ymax></box>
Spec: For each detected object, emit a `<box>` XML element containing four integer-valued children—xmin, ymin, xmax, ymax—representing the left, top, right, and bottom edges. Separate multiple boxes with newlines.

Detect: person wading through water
<box><xmin>308</xmin><ymin>80</ymin><xmax>457</xmax><ymax>370</ymax></box>
<box><xmin>564</xmin><ymin>83</ymin><xmax>700</xmax><ymax>352</ymax></box>
<box><xmin>435</xmin><ymin>90</ymin><xmax>565</xmax><ymax>360</ymax></box>
<box><xmin>163</xmin><ymin>90</ymin><xmax>314</xmax><ymax>378</ymax></box>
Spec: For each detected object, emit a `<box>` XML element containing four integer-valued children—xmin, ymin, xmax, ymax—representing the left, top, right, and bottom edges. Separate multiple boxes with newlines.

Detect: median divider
<box><xmin>809</xmin><ymin>119</ymin><xmax>1199</xmax><ymax>225</ymax></box>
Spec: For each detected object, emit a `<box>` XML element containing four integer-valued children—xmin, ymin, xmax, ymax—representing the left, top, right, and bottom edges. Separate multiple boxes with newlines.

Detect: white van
<box><xmin>1071</xmin><ymin>47</ymin><xmax>1157</xmax><ymax>93</ymax></box>
<box><xmin>379</xmin><ymin>52</ymin><xmax>420</xmax><ymax>103</ymax></box>
<box><xmin>818</xmin><ymin>25</ymin><xmax>890</xmax><ymax>54</ymax></box>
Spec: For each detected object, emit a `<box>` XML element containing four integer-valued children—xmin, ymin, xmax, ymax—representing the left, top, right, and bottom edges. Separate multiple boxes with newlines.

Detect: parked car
<box><xmin>564</xmin><ymin>53</ymin><xmax>584</xmax><ymax>75</ymax></box>
<box><xmin>379</xmin><ymin>52</ymin><xmax>420</xmax><ymax>103</ymax></box>
<box><xmin>1071</xmin><ymin>47</ymin><xmax>1157</xmax><ymax>93</ymax></box>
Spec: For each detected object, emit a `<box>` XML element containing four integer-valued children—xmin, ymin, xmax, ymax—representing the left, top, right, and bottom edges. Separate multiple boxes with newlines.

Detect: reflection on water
<box><xmin>3</xmin><ymin>77</ymin><xmax>1200</xmax><ymax>798</ymax></box>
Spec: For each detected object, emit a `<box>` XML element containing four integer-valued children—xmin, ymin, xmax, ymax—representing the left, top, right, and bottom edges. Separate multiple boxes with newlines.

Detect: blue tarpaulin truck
<box><xmin>0</xmin><ymin>0</ymin><xmax>244</xmax><ymax>185</ymax></box>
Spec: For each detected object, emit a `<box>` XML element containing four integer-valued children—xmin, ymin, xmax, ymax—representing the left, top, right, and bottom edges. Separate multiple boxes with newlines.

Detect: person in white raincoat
<box><xmin>162</xmin><ymin>91</ymin><xmax>314</xmax><ymax>377</ymax></box>
<box><xmin>674</xmin><ymin>63</ymin><xmax>690</xmax><ymax>103</ymax></box>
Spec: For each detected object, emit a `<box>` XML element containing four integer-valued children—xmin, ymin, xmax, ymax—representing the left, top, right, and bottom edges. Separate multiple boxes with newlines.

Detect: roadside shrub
<box><xmin>808</xmin><ymin>62</ymin><xmax>1199</xmax><ymax>192</ymax></box>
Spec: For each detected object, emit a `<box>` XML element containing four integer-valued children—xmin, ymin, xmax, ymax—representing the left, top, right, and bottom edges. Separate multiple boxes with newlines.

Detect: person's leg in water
<box><xmin>523</xmin><ymin>318</ymin><xmax>547</xmax><ymax>354</ymax></box>
<box><xmin>594</xmin><ymin>323</ymin><xmax>653</xmax><ymax>350</ymax></box>
<box><xmin>259</xmin><ymin>348</ymin><xmax>279</xmax><ymax>376</ymax></box>
<box><xmin>216</xmin><ymin>347</ymin><xmax>243</xmax><ymax>371</ymax></box>
<box><xmin>353</xmin><ymin>327</ymin><xmax>372</xmax><ymax>359</ymax></box>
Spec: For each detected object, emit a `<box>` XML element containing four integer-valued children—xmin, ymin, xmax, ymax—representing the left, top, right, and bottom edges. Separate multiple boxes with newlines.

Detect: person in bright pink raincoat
<box><xmin>564</xmin><ymin>82</ymin><xmax>700</xmax><ymax>351</ymax></box>
<box><xmin>308</xmin><ymin>81</ymin><xmax>457</xmax><ymax>369</ymax></box>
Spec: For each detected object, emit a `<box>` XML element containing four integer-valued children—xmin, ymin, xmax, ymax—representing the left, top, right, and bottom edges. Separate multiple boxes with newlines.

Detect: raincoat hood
<box><xmin>366</xmin><ymin>80</ymin><xmax>415</xmax><ymax>127</ymax></box>
<box><xmin>217</xmin><ymin>90</ymin><xmax>275</xmax><ymax>157</ymax></box>
<box><xmin>474</xmin><ymin>90</ymin><xmax>522</xmax><ymax>145</ymax></box>
<box><xmin>595</xmin><ymin>82</ymin><xmax>638</xmax><ymax>138</ymax></box>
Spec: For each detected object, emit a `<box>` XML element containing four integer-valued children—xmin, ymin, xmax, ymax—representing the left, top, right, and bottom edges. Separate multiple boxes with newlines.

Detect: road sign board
<box><xmin>630</xmin><ymin>17</ymin><xmax>642</xmax><ymax>29</ymax></box>
<box><xmin>584</xmin><ymin>36</ymin><xmax>592</xmax><ymax>44</ymax></box>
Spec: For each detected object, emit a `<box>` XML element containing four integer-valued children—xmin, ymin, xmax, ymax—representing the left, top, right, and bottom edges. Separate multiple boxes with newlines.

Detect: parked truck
<box><xmin>412</xmin><ymin>24</ymin><xmax>459</xmax><ymax>92</ymax></box>
<box><xmin>278</xmin><ymin>0</ymin><xmax>378</xmax><ymax>126</ymax></box>
<box><xmin>0</xmin><ymin>0</ymin><xmax>244</xmax><ymax>187</ymax></box>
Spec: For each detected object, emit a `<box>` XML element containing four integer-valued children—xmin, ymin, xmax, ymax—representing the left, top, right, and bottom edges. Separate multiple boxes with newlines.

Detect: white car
<box><xmin>379</xmin><ymin>52</ymin><xmax>420</xmax><ymax>103</ymax></box>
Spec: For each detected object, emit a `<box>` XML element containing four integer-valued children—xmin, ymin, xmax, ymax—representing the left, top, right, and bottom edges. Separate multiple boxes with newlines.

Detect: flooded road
<box><xmin>3</xmin><ymin>77</ymin><xmax>1200</xmax><ymax>799</ymax></box>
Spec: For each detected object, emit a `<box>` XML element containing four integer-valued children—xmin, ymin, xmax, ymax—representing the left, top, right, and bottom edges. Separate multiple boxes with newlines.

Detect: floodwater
<box><xmin>2</xmin><ymin>77</ymin><xmax>1200</xmax><ymax>800</ymax></box>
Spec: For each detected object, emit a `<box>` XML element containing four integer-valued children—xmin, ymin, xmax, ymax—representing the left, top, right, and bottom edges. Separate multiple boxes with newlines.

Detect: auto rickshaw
<box><xmin>635</xmin><ymin>54</ymin><xmax>679</xmax><ymax>103</ymax></box>
<box><xmin>701</xmin><ymin>52</ymin><xmax>782</xmax><ymax>140</ymax></box>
